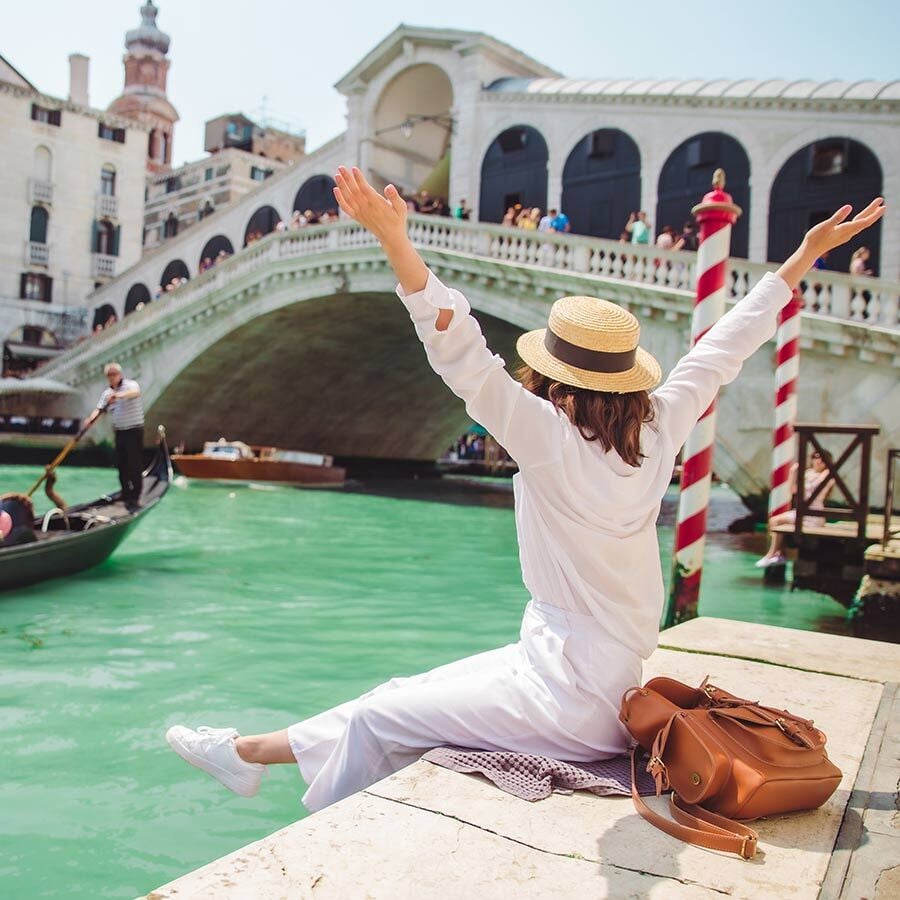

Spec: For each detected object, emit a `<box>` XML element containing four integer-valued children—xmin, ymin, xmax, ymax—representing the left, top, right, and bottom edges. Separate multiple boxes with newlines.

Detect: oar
<box><xmin>25</xmin><ymin>410</ymin><xmax>102</xmax><ymax>499</ymax></box>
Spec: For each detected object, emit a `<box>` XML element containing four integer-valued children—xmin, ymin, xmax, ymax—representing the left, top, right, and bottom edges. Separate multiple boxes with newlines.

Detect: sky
<box><xmin>4</xmin><ymin>0</ymin><xmax>899</xmax><ymax>167</ymax></box>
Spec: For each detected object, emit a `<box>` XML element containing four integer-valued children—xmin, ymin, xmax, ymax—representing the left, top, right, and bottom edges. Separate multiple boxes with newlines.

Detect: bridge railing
<box><xmin>403</xmin><ymin>216</ymin><xmax>899</xmax><ymax>327</ymax></box>
<box><xmin>42</xmin><ymin>215</ymin><xmax>900</xmax><ymax>377</ymax></box>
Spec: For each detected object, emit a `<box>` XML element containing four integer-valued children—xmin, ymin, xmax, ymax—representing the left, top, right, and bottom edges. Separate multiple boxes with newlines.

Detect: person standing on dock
<box><xmin>165</xmin><ymin>167</ymin><xmax>884</xmax><ymax>811</ymax></box>
<box><xmin>85</xmin><ymin>363</ymin><xmax>145</xmax><ymax>512</ymax></box>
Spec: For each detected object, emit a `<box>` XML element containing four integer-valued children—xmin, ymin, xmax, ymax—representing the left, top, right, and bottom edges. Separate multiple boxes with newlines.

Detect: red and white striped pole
<box><xmin>664</xmin><ymin>169</ymin><xmax>742</xmax><ymax>628</ymax></box>
<box><xmin>768</xmin><ymin>290</ymin><xmax>802</xmax><ymax>518</ymax></box>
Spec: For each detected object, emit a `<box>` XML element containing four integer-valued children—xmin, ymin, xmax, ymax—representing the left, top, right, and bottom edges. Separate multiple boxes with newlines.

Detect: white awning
<box><xmin>0</xmin><ymin>377</ymin><xmax>79</xmax><ymax>396</ymax></box>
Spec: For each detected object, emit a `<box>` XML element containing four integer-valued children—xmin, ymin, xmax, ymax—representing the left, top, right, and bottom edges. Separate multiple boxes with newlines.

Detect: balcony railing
<box><xmin>29</xmin><ymin>178</ymin><xmax>53</xmax><ymax>204</ymax></box>
<box><xmin>91</xmin><ymin>253</ymin><xmax>117</xmax><ymax>278</ymax></box>
<box><xmin>25</xmin><ymin>241</ymin><xmax>49</xmax><ymax>266</ymax></box>
<box><xmin>96</xmin><ymin>193</ymin><xmax>119</xmax><ymax>218</ymax></box>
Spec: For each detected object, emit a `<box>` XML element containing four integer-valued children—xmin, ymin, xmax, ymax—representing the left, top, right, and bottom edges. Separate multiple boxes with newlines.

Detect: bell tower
<box><xmin>107</xmin><ymin>1</ymin><xmax>179</xmax><ymax>173</ymax></box>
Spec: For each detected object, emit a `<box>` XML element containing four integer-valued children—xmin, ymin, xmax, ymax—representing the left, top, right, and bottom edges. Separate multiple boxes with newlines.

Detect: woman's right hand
<box><xmin>333</xmin><ymin>166</ymin><xmax>407</xmax><ymax>246</ymax></box>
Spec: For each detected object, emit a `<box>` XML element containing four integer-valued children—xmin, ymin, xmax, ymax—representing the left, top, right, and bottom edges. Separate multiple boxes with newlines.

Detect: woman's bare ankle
<box><xmin>235</xmin><ymin>735</ymin><xmax>262</xmax><ymax>764</ymax></box>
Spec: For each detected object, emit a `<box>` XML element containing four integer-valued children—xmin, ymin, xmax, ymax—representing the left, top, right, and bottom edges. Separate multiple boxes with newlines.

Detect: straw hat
<box><xmin>516</xmin><ymin>295</ymin><xmax>661</xmax><ymax>393</ymax></box>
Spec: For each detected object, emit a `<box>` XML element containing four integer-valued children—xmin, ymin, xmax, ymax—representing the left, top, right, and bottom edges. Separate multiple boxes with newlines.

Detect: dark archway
<box><xmin>29</xmin><ymin>206</ymin><xmax>49</xmax><ymax>243</ymax></box>
<box><xmin>92</xmin><ymin>304</ymin><xmax>117</xmax><ymax>330</ymax></box>
<box><xmin>656</xmin><ymin>132</ymin><xmax>751</xmax><ymax>258</ymax></box>
<box><xmin>244</xmin><ymin>205</ymin><xmax>281</xmax><ymax>246</ymax></box>
<box><xmin>768</xmin><ymin>138</ymin><xmax>883</xmax><ymax>274</ymax></box>
<box><xmin>199</xmin><ymin>235</ymin><xmax>234</xmax><ymax>267</ymax></box>
<box><xmin>293</xmin><ymin>175</ymin><xmax>337</xmax><ymax>216</ymax></box>
<box><xmin>479</xmin><ymin>125</ymin><xmax>549</xmax><ymax>224</ymax></box>
<box><xmin>147</xmin><ymin>293</ymin><xmax>525</xmax><ymax>459</ymax></box>
<box><xmin>561</xmin><ymin>129</ymin><xmax>641</xmax><ymax>239</ymax></box>
<box><xmin>124</xmin><ymin>283</ymin><xmax>151</xmax><ymax>316</ymax></box>
<box><xmin>160</xmin><ymin>259</ymin><xmax>190</xmax><ymax>289</ymax></box>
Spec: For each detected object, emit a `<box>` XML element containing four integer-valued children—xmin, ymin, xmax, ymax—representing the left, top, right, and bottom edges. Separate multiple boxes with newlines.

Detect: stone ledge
<box><xmin>143</xmin><ymin>620</ymin><xmax>897</xmax><ymax>900</ymax></box>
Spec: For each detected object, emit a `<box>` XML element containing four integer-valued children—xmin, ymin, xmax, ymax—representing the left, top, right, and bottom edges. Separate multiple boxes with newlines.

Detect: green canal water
<box><xmin>0</xmin><ymin>464</ymin><xmax>860</xmax><ymax>898</ymax></box>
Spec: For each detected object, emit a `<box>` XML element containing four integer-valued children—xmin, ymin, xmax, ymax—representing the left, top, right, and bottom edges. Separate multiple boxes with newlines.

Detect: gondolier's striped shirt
<box><xmin>99</xmin><ymin>378</ymin><xmax>144</xmax><ymax>430</ymax></box>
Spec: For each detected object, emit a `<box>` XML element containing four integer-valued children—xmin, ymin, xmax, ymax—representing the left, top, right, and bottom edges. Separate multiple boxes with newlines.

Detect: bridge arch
<box><xmin>124</xmin><ymin>283</ymin><xmax>152</xmax><ymax>316</ymax></box>
<box><xmin>293</xmin><ymin>175</ymin><xmax>337</xmax><ymax>217</ymax></box>
<box><xmin>372</xmin><ymin>63</ymin><xmax>454</xmax><ymax>197</ymax></box>
<box><xmin>160</xmin><ymin>259</ymin><xmax>190</xmax><ymax>289</ymax></box>
<box><xmin>199</xmin><ymin>235</ymin><xmax>234</xmax><ymax>267</ymax></box>
<box><xmin>656</xmin><ymin>132</ymin><xmax>751</xmax><ymax>257</ymax></box>
<box><xmin>768</xmin><ymin>137</ymin><xmax>882</xmax><ymax>274</ymax></box>
<box><xmin>92</xmin><ymin>304</ymin><xmax>117</xmax><ymax>331</ymax></box>
<box><xmin>244</xmin><ymin>205</ymin><xmax>281</xmax><ymax>246</ymax></box>
<box><xmin>561</xmin><ymin>128</ymin><xmax>641</xmax><ymax>239</ymax></box>
<box><xmin>147</xmin><ymin>289</ymin><xmax>525</xmax><ymax>458</ymax></box>
<box><xmin>479</xmin><ymin>125</ymin><xmax>549</xmax><ymax>224</ymax></box>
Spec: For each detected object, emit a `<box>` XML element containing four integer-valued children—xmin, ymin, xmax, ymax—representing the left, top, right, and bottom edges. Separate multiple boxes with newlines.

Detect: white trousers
<box><xmin>287</xmin><ymin>600</ymin><xmax>642</xmax><ymax>812</ymax></box>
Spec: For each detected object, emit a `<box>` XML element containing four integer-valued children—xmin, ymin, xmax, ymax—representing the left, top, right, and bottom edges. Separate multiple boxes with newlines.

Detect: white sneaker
<box><xmin>166</xmin><ymin>725</ymin><xmax>266</xmax><ymax>797</ymax></box>
<box><xmin>755</xmin><ymin>552</ymin><xmax>786</xmax><ymax>569</ymax></box>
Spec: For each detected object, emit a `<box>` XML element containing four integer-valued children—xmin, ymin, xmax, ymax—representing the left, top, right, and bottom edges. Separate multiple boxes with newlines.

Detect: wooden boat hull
<box><xmin>0</xmin><ymin>435</ymin><xmax>172</xmax><ymax>591</ymax></box>
<box><xmin>173</xmin><ymin>455</ymin><xmax>345</xmax><ymax>486</ymax></box>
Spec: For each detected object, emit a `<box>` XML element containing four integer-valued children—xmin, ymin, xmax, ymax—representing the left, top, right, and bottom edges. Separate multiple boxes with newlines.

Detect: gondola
<box><xmin>0</xmin><ymin>427</ymin><xmax>172</xmax><ymax>590</ymax></box>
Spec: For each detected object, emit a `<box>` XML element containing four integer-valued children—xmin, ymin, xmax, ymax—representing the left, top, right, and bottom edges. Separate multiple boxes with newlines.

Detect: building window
<box><xmin>100</xmin><ymin>164</ymin><xmax>116</xmax><ymax>196</ymax></box>
<box><xmin>250</xmin><ymin>166</ymin><xmax>273</xmax><ymax>182</ymax></box>
<box><xmin>160</xmin><ymin>132</ymin><xmax>170</xmax><ymax>164</ymax></box>
<box><xmin>163</xmin><ymin>213</ymin><xmax>179</xmax><ymax>238</ymax></box>
<box><xmin>165</xmin><ymin>176</ymin><xmax>182</xmax><ymax>193</ymax></box>
<box><xmin>29</xmin><ymin>206</ymin><xmax>49</xmax><ymax>243</ymax></box>
<box><xmin>20</xmin><ymin>272</ymin><xmax>53</xmax><ymax>302</ymax></box>
<box><xmin>92</xmin><ymin>220</ymin><xmax>119</xmax><ymax>256</ymax></box>
<box><xmin>198</xmin><ymin>200</ymin><xmax>215</xmax><ymax>221</ymax></box>
<box><xmin>98</xmin><ymin>123</ymin><xmax>126</xmax><ymax>143</ymax></box>
<box><xmin>809</xmin><ymin>140</ymin><xmax>850</xmax><ymax>178</ymax></box>
<box><xmin>205</xmin><ymin>167</ymin><xmax>214</xmax><ymax>181</ymax></box>
<box><xmin>31</xmin><ymin>104</ymin><xmax>61</xmax><ymax>126</ymax></box>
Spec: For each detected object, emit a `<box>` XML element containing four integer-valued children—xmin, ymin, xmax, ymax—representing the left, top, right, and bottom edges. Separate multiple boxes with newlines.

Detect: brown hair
<box><xmin>517</xmin><ymin>365</ymin><xmax>655</xmax><ymax>467</ymax></box>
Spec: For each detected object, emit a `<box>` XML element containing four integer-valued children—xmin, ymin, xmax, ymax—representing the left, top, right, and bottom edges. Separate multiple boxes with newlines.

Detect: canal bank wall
<box><xmin>142</xmin><ymin>617</ymin><xmax>900</xmax><ymax>899</ymax></box>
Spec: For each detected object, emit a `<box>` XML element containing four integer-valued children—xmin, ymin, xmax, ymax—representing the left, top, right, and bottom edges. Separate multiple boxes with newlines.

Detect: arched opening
<box><xmin>561</xmin><ymin>129</ymin><xmax>641</xmax><ymax>238</ymax></box>
<box><xmin>656</xmin><ymin>132</ymin><xmax>751</xmax><ymax>258</ymax></box>
<box><xmin>163</xmin><ymin>212</ymin><xmax>178</xmax><ymax>239</ymax></box>
<box><xmin>93</xmin><ymin>219</ymin><xmax>118</xmax><ymax>255</ymax></box>
<box><xmin>293</xmin><ymin>175</ymin><xmax>337</xmax><ymax>217</ymax></box>
<box><xmin>124</xmin><ymin>283</ymin><xmax>151</xmax><ymax>316</ymax></box>
<box><xmin>479</xmin><ymin>125</ymin><xmax>549</xmax><ymax>224</ymax></box>
<box><xmin>29</xmin><ymin>206</ymin><xmax>49</xmax><ymax>244</ymax></box>
<box><xmin>768</xmin><ymin>138</ymin><xmax>883</xmax><ymax>274</ymax></box>
<box><xmin>198</xmin><ymin>199</ymin><xmax>215</xmax><ymax>221</ymax></box>
<box><xmin>371</xmin><ymin>63</ymin><xmax>454</xmax><ymax>198</ymax></box>
<box><xmin>33</xmin><ymin>146</ymin><xmax>52</xmax><ymax>182</ymax></box>
<box><xmin>148</xmin><ymin>129</ymin><xmax>157</xmax><ymax>161</ymax></box>
<box><xmin>160</xmin><ymin>259</ymin><xmax>190</xmax><ymax>290</ymax></box>
<box><xmin>91</xmin><ymin>304</ymin><xmax>117</xmax><ymax>331</ymax></box>
<box><xmin>100</xmin><ymin>163</ymin><xmax>116</xmax><ymax>196</ymax></box>
<box><xmin>244</xmin><ymin>205</ymin><xmax>280</xmax><ymax>246</ymax></box>
<box><xmin>2</xmin><ymin>325</ymin><xmax>62</xmax><ymax>377</ymax></box>
<box><xmin>199</xmin><ymin>235</ymin><xmax>234</xmax><ymax>269</ymax></box>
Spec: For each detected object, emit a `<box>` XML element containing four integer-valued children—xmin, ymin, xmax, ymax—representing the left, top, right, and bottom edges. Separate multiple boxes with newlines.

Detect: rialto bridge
<box><xmin>21</xmin><ymin>216</ymin><xmax>900</xmax><ymax>508</ymax></box>
<box><xmin>4</xmin><ymin>25</ymin><xmax>899</xmax><ymax>507</ymax></box>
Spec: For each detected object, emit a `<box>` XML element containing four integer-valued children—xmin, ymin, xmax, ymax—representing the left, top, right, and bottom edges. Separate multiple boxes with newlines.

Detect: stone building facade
<box><xmin>0</xmin><ymin>53</ymin><xmax>147</xmax><ymax>372</ymax></box>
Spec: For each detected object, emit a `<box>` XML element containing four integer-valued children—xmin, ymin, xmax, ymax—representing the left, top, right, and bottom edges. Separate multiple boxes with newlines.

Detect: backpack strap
<box><xmin>630</xmin><ymin>746</ymin><xmax>759</xmax><ymax>859</ymax></box>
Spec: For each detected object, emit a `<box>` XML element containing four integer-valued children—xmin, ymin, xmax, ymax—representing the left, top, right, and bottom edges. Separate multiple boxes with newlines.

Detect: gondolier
<box><xmin>86</xmin><ymin>363</ymin><xmax>145</xmax><ymax>511</ymax></box>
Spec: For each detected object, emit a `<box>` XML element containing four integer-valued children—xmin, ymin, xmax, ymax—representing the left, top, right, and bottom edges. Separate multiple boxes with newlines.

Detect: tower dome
<box><xmin>125</xmin><ymin>2</ymin><xmax>170</xmax><ymax>55</ymax></box>
<box><xmin>107</xmin><ymin>1</ymin><xmax>178</xmax><ymax>173</ymax></box>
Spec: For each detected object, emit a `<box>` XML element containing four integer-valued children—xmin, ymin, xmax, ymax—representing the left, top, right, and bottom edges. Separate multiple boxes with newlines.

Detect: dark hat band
<box><xmin>543</xmin><ymin>328</ymin><xmax>637</xmax><ymax>373</ymax></box>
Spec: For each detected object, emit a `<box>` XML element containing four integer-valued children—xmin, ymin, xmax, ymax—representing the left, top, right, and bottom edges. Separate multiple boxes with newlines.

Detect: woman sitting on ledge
<box><xmin>757</xmin><ymin>450</ymin><xmax>835</xmax><ymax>568</ymax></box>
<box><xmin>166</xmin><ymin>169</ymin><xmax>883</xmax><ymax>811</ymax></box>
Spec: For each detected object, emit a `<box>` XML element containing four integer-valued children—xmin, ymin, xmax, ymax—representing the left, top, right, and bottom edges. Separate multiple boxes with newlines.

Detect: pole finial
<box><xmin>712</xmin><ymin>168</ymin><xmax>726</xmax><ymax>190</ymax></box>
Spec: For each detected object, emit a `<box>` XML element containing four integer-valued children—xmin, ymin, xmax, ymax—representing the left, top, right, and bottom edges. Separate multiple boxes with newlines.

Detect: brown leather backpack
<box><xmin>619</xmin><ymin>676</ymin><xmax>842</xmax><ymax>858</ymax></box>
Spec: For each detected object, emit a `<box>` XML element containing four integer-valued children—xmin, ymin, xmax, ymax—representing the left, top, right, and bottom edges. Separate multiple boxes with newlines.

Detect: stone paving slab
<box><xmin>143</xmin><ymin>622</ymin><xmax>890</xmax><ymax>900</ymax></box>
<box><xmin>370</xmin><ymin>649</ymin><xmax>883</xmax><ymax>900</ymax></box>
<box><xmin>660</xmin><ymin>616</ymin><xmax>900</xmax><ymax>683</ymax></box>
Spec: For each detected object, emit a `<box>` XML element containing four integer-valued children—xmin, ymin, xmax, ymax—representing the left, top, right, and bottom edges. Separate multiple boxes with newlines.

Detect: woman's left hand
<box><xmin>333</xmin><ymin>166</ymin><xmax>407</xmax><ymax>245</ymax></box>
